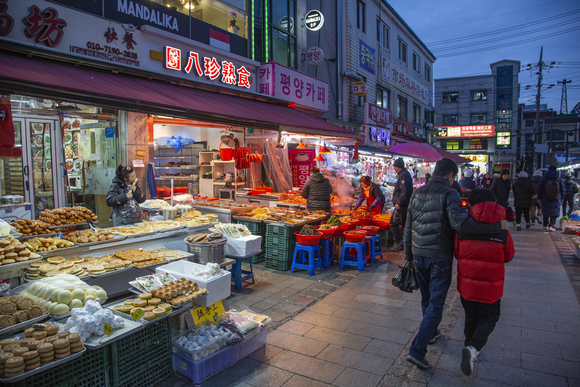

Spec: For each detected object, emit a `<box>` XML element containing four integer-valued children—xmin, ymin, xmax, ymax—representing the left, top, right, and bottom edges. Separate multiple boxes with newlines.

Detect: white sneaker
<box><xmin>461</xmin><ymin>346</ymin><xmax>479</xmax><ymax>376</ymax></box>
<box><xmin>549</xmin><ymin>226</ymin><xmax>556</xmax><ymax>231</ymax></box>
<box><xmin>543</xmin><ymin>226</ymin><xmax>548</xmax><ymax>231</ymax></box>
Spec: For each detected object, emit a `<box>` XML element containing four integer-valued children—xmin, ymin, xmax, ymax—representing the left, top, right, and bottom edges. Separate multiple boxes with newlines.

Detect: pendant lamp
<box><xmin>297</xmin><ymin>139</ymin><xmax>306</xmax><ymax>149</ymax></box>
<box><xmin>320</xmin><ymin>144</ymin><xmax>331</xmax><ymax>153</ymax></box>
<box><xmin>314</xmin><ymin>153</ymin><xmax>326</xmax><ymax>162</ymax></box>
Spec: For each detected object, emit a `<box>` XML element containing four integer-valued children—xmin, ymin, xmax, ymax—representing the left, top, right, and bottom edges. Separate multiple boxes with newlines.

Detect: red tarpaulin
<box><xmin>389</xmin><ymin>142</ymin><xmax>470</xmax><ymax>163</ymax></box>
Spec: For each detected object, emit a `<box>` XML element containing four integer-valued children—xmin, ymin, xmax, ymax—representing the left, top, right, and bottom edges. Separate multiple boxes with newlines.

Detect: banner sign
<box><xmin>257</xmin><ymin>62</ymin><xmax>329</xmax><ymax>112</ymax></box>
<box><xmin>359</xmin><ymin>40</ymin><xmax>375</xmax><ymax>74</ymax></box>
<box><xmin>364</xmin><ymin>102</ymin><xmax>392</xmax><ymax>128</ymax></box>
<box><xmin>368</xmin><ymin>126</ymin><xmax>391</xmax><ymax>146</ymax></box>
<box><xmin>288</xmin><ymin>149</ymin><xmax>316</xmax><ymax>188</ymax></box>
<box><xmin>436</xmin><ymin>125</ymin><xmax>495</xmax><ymax>138</ymax></box>
<box><xmin>381</xmin><ymin>56</ymin><xmax>433</xmax><ymax>107</ymax></box>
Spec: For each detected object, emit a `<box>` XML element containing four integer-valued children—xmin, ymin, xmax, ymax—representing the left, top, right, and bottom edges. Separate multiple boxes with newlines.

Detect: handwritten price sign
<box><xmin>191</xmin><ymin>301</ymin><xmax>226</xmax><ymax>325</ymax></box>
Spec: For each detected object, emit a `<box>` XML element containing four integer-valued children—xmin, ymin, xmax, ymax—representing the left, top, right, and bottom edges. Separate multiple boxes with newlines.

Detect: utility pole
<box><xmin>534</xmin><ymin>47</ymin><xmax>544</xmax><ymax>169</ymax></box>
<box><xmin>558</xmin><ymin>78</ymin><xmax>572</xmax><ymax>114</ymax></box>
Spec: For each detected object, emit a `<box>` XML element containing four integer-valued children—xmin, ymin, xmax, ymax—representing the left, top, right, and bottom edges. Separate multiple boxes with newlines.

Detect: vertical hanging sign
<box><xmin>288</xmin><ymin>149</ymin><xmax>316</xmax><ymax>188</ymax></box>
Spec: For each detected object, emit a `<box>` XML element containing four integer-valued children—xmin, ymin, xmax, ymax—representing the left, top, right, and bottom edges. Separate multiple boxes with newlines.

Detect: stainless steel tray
<box><xmin>232</xmin><ymin>216</ymin><xmax>263</xmax><ymax>223</ymax></box>
<box><xmin>24</xmin><ymin>275</ymin><xmax>90</xmax><ymax>283</ymax></box>
<box><xmin>74</xmin><ymin>235</ymin><xmax>127</xmax><ymax>247</ymax></box>
<box><xmin>83</xmin><ymin>314</ymin><xmax>144</xmax><ymax>349</ymax></box>
<box><xmin>38</xmin><ymin>245</ymin><xmax>80</xmax><ymax>256</ymax></box>
<box><xmin>89</xmin><ymin>266</ymin><xmax>134</xmax><ymax>279</ymax></box>
<box><xmin>48</xmin><ymin>222</ymin><xmax>89</xmax><ymax>230</ymax></box>
<box><xmin>18</xmin><ymin>233</ymin><xmax>60</xmax><ymax>240</ymax></box>
<box><xmin>0</xmin><ymin>348</ymin><xmax>86</xmax><ymax>382</ymax></box>
<box><xmin>125</xmin><ymin>288</ymin><xmax>202</xmax><ymax>310</ymax></box>
<box><xmin>0</xmin><ymin>313</ymin><xmax>50</xmax><ymax>338</ymax></box>
<box><xmin>155</xmin><ymin>225</ymin><xmax>186</xmax><ymax>233</ymax></box>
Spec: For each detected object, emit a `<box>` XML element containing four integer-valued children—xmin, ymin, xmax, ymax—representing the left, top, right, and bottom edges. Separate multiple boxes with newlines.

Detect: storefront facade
<box><xmin>0</xmin><ymin>0</ymin><xmax>357</xmax><ymax>222</ymax></box>
<box><xmin>435</xmin><ymin>125</ymin><xmax>496</xmax><ymax>174</ymax></box>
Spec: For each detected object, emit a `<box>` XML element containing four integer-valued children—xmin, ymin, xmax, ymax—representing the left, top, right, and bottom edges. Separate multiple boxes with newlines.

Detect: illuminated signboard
<box><xmin>497</xmin><ymin>132</ymin><xmax>510</xmax><ymax>146</ymax></box>
<box><xmin>164</xmin><ymin>46</ymin><xmax>251</xmax><ymax>89</ymax></box>
<box><xmin>465</xmin><ymin>154</ymin><xmax>489</xmax><ymax>162</ymax></box>
<box><xmin>436</xmin><ymin>125</ymin><xmax>495</xmax><ymax>138</ymax></box>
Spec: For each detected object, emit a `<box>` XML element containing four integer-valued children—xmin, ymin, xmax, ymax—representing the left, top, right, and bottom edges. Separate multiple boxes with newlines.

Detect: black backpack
<box><xmin>544</xmin><ymin>180</ymin><xmax>560</xmax><ymax>201</ymax></box>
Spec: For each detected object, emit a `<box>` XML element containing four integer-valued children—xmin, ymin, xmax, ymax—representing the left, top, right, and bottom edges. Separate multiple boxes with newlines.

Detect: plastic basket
<box><xmin>264</xmin><ymin>235</ymin><xmax>295</xmax><ymax>251</ymax></box>
<box><xmin>265</xmin><ymin>224</ymin><xmax>295</xmax><ymax>238</ymax></box>
<box><xmin>111</xmin><ymin>350</ymin><xmax>173</xmax><ymax>387</ymax></box>
<box><xmin>265</xmin><ymin>256</ymin><xmax>290</xmax><ymax>271</ymax></box>
<box><xmin>233</xmin><ymin>328</ymin><xmax>267</xmax><ymax>362</ymax></box>
<box><xmin>251</xmin><ymin>251</ymin><xmax>266</xmax><ymax>263</ymax></box>
<box><xmin>173</xmin><ymin>346</ymin><xmax>235</xmax><ymax>385</ymax></box>
<box><xmin>236</xmin><ymin>219</ymin><xmax>264</xmax><ymax>235</ymax></box>
<box><xmin>265</xmin><ymin>247</ymin><xmax>293</xmax><ymax>260</ymax></box>
<box><xmin>14</xmin><ymin>346</ymin><xmax>109</xmax><ymax>387</ymax></box>
<box><xmin>344</xmin><ymin>230</ymin><xmax>367</xmax><ymax>243</ymax></box>
<box><xmin>356</xmin><ymin>218</ymin><xmax>372</xmax><ymax>226</ymax></box>
<box><xmin>360</xmin><ymin>226</ymin><xmax>379</xmax><ymax>236</ymax></box>
<box><xmin>314</xmin><ymin>225</ymin><xmax>336</xmax><ymax>240</ymax></box>
<box><xmin>294</xmin><ymin>232</ymin><xmax>321</xmax><ymax>246</ymax></box>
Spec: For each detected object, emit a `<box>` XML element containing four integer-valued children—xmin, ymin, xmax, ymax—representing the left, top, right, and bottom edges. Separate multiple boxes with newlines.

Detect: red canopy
<box><xmin>433</xmin><ymin>148</ymin><xmax>471</xmax><ymax>163</ymax></box>
<box><xmin>389</xmin><ymin>142</ymin><xmax>469</xmax><ymax>163</ymax></box>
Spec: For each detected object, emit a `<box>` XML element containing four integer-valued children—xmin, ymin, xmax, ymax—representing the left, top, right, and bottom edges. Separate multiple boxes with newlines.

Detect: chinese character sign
<box><xmin>23</xmin><ymin>5</ymin><xmax>67</xmax><ymax>47</ymax></box>
<box><xmin>359</xmin><ymin>40</ymin><xmax>375</xmax><ymax>74</ymax></box>
<box><xmin>288</xmin><ymin>149</ymin><xmax>316</xmax><ymax>189</ymax></box>
<box><xmin>383</xmin><ymin>58</ymin><xmax>433</xmax><ymax>107</ymax></box>
<box><xmin>436</xmin><ymin>125</ymin><xmax>495</xmax><ymax>138</ymax></box>
<box><xmin>256</xmin><ymin>63</ymin><xmax>329</xmax><ymax>112</ymax></box>
<box><xmin>164</xmin><ymin>46</ymin><xmax>251</xmax><ymax>89</ymax></box>
<box><xmin>0</xmin><ymin>0</ymin><xmax>14</xmax><ymax>37</ymax></box>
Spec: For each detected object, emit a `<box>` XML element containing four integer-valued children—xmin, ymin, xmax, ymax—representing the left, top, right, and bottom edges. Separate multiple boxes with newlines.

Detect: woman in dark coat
<box><xmin>106</xmin><ymin>165</ymin><xmax>146</xmax><ymax>226</ymax></box>
<box><xmin>301</xmin><ymin>166</ymin><xmax>332</xmax><ymax>212</ymax></box>
<box><xmin>490</xmin><ymin>169</ymin><xmax>511</xmax><ymax>208</ymax></box>
<box><xmin>512</xmin><ymin>171</ymin><xmax>535</xmax><ymax>231</ymax></box>
<box><xmin>538</xmin><ymin>166</ymin><xmax>565</xmax><ymax>231</ymax></box>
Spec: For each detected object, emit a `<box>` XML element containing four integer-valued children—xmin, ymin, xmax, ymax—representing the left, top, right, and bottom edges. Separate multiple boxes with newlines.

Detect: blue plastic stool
<box><xmin>291</xmin><ymin>244</ymin><xmax>322</xmax><ymax>276</ymax></box>
<box><xmin>340</xmin><ymin>241</ymin><xmax>367</xmax><ymax>272</ymax></box>
<box><xmin>319</xmin><ymin>239</ymin><xmax>333</xmax><ymax>270</ymax></box>
<box><xmin>364</xmin><ymin>235</ymin><xmax>382</xmax><ymax>263</ymax></box>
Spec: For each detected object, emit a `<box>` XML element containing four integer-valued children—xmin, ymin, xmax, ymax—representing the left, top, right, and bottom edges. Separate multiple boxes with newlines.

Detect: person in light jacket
<box><xmin>106</xmin><ymin>165</ymin><xmax>146</xmax><ymax>226</ymax></box>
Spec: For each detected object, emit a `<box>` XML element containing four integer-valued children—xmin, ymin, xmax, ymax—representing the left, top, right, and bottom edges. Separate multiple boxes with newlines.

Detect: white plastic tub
<box><xmin>156</xmin><ymin>260</ymin><xmax>231</xmax><ymax>306</ymax></box>
<box><xmin>225</xmin><ymin>236</ymin><xmax>262</xmax><ymax>257</ymax></box>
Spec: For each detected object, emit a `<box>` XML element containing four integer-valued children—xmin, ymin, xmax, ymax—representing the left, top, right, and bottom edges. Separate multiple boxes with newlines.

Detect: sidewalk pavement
<box><xmin>163</xmin><ymin>225</ymin><xmax>580</xmax><ymax>387</ymax></box>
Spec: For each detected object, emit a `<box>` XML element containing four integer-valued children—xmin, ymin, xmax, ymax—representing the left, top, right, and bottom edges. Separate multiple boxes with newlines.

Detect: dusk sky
<box><xmin>388</xmin><ymin>0</ymin><xmax>580</xmax><ymax>113</ymax></box>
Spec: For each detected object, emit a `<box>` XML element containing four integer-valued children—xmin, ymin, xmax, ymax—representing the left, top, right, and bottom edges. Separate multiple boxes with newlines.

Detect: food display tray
<box><xmin>0</xmin><ymin>313</ymin><xmax>50</xmax><ymax>338</ymax></box>
<box><xmin>18</xmin><ymin>233</ymin><xmax>60</xmax><ymax>240</ymax></box>
<box><xmin>48</xmin><ymin>222</ymin><xmax>89</xmax><ymax>230</ymax></box>
<box><xmin>121</xmin><ymin>231</ymin><xmax>158</xmax><ymax>239</ymax></box>
<box><xmin>74</xmin><ymin>235</ymin><xmax>127</xmax><ymax>247</ymax></box>
<box><xmin>156</xmin><ymin>225</ymin><xmax>186</xmax><ymax>233</ymax></box>
<box><xmin>38</xmin><ymin>245</ymin><xmax>80</xmax><ymax>256</ymax></box>
<box><xmin>232</xmin><ymin>216</ymin><xmax>263</xmax><ymax>223</ymax></box>
<box><xmin>23</xmin><ymin>275</ymin><xmax>91</xmax><ymax>283</ymax></box>
<box><xmin>126</xmin><ymin>288</ymin><xmax>203</xmax><ymax>310</ymax></box>
<box><xmin>51</xmin><ymin>298</ymin><xmax>107</xmax><ymax>322</ymax></box>
<box><xmin>0</xmin><ymin>348</ymin><xmax>86</xmax><ymax>383</ymax></box>
<box><xmin>108</xmin><ymin>299</ymin><xmax>186</xmax><ymax>319</ymax></box>
<box><xmin>89</xmin><ymin>265</ymin><xmax>135</xmax><ymax>279</ymax></box>
<box><xmin>83</xmin><ymin>314</ymin><xmax>144</xmax><ymax>349</ymax></box>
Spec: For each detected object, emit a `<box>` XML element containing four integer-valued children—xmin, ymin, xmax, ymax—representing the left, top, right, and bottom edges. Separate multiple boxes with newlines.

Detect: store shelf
<box><xmin>154</xmin><ymin>166</ymin><xmax>198</xmax><ymax>169</ymax></box>
<box><xmin>154</xmin><ymin>156</ymin><xmax>193</xmax><ymax>159</ymax></box>
<box><xmin>155</xmin><ymin>177</ymin><xmax>195</xmax><ymax>180</ymax></box>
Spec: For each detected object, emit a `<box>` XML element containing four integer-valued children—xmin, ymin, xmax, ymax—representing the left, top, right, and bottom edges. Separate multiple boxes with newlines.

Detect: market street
<box><xmin>162</xmin><ymin>225</ymin><xmax>580</xmax><ymax>387</ymax></box>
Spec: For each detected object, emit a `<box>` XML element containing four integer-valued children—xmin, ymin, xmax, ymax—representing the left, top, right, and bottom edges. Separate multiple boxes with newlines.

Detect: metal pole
<box><xmin>534</xmin><ymin>47</ymin><xmax>543</xmax><ymax>169</ymax></box>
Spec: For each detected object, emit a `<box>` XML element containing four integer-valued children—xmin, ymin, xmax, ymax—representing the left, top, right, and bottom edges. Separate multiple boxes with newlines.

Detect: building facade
<box><xmin>435</xmin><ymin>60</ymin><xmax>520</xmax><ymax>175</ymax></box>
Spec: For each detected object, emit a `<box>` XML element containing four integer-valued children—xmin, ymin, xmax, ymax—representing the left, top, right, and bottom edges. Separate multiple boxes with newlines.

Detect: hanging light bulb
<box><xmin>297</xmin><ymin>139</ymin><xmax>306</xmax><ymax>149</ymax></box>
<box><xmin>314</xmin><ymin>153</ymin><xmax>326</xmax><ymax>162</ymax></box>
<box><xmin>320</xmin><ymin>143</ymin><xmax>331</xmax><ymax>153</ymax></box>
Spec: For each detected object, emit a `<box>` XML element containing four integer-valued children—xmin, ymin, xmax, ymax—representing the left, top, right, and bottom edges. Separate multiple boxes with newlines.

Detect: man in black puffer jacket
<box><xmin>301</xmin><ymin>167</ymin><xmax>332</xmax><ymax>212</ymax></box>
<box><xmin>404</xmin><ymin>158</ymin><xmax>504</xmax><ymax>371</ymax></box>
<box><xmin>391</xmin><ymin>158</ymin><xmax>414</xmax><ymax>251</ymax></box>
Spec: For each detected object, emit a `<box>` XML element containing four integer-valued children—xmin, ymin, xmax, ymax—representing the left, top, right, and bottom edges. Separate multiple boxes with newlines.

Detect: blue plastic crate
<box><xmin>173</xmin><ymin>346</ymin><xmax>235</xmax><ymax>384</ymax></box>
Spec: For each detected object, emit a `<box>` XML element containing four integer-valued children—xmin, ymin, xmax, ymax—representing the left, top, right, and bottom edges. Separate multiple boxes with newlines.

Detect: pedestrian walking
<box><xmin>390</xmin><ymin>158</ymin><xmax>413</xmax><ymax>252</ymax></box>
<box><xmin>404</xmin><ymin>158</ymin><xmax>504</xmax><ymax>370</ymax></box>
<box><xmin>512</xmin><ymin>171</ymin><xmax>535</xmax><ymax>231</ymax></box>
<box><xmin>490</xmin><ymin>169</ymin><xmax>511</xmax><ymax>208</ymax></box>
<box><xmin>480</xmin><ymin>172</ymin><xmax>493</xmax><ymax>188</ymax></box>
<box><xmin>563</xmin><ymin>172</ymin><xmax>578</xmax><ymax>217</ymax></box>
<box><xmin>459</xmin><ymin>169</ymin><xmax>476</xmax><ymax>191</ymax></box>
<box><xmin>455</xmin><ymin>187</ymin><xmax>515</xmax><ymax>376</ymax></box>
<box><xmin>537</xmin><ymin>165</ymin><xmax>565</xmax><ymax>231</ymax></box>
<box><xmin>530</xmin><ymin>170</ymin><xmax>543</xmax><ymax>224</ymax></box>
<box><xmin>300</xmin><ymin>166</ymin><xmax>332</xmax><ymax>212</ymax></box>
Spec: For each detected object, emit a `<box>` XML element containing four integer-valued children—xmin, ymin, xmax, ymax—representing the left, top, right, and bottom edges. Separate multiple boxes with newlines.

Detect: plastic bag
<box><xmin>0</xmin><ymin>218</ymin><xmax>15</xmax><ymax>236</ymax></box>
<box><xmin>167</xmin><ymin>136</ymin><xmax>195</xmax><ymax>153</ymax></box>
<box><xmin>392</xmin><ymin>261</ymin><xmax>419</xmax><ymax>293</ymax></box>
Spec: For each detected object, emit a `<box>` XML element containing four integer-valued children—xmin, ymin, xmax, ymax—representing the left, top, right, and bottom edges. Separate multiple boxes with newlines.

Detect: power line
<box><xmin>427</xmin><ymin>9</ymin><xmax>580</xmax><ymax>46</ymax></box>
<box><xmin>432</xmin><ymin>18</ymin><xmax>580</xmax><ymax>52</ymax></box>
<box><xmin>435</xmin><ymin>26</ymin><xmax>580</xmax><ymax>58</ymax></box>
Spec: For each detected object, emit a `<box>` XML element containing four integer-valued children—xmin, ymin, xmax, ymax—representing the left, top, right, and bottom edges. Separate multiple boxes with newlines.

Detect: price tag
<box><xmin>191</xmin><ymin>301</ymin><xmax>226</xmax><ymax>326</ymax></box>
<box><xmin>103</xmin><ymin>323</ymin><xmax>112</xmax><ymax>335</ymax></box>
<box><xmin>133</xmin><ymin>309</ymin><xmax>144</xmax><ymax>321</ymax></box>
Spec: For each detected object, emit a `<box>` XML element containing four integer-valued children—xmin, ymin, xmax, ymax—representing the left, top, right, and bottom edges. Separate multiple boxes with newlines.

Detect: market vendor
<box><xmin>390</xmin><ymin>158</ymin><xmax>413</xmax><ymax>252</ymax></box>
<box><xmin>106</xmin><ymin>165</ymin><xmax>146</xmax><ymax>226</ymax></box>
<box><xmin>301</xmin><ymin>166</ymin><xmax>332</xmax><ymax>212</ymax></box>
<box><xmin>354</xmin><ymin>176</ymin><xmax>386</xmax><ymax>216</ymax></box>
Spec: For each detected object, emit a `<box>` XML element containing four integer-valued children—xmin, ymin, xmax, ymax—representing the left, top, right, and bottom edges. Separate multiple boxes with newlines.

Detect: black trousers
<box><xmin>543</xmin><ymin>215</ymin><xmax>558</xmax><ymax>228</ymax></box>
<box><xmin>515</xmin><ymin>207</ymin><xmax>530</xmax><ymax>225</ymax></box>
<box><xmin>461</xmin><ymin>297</ymin><xmax>501</xmax><ymax>352</ymax></box>
<box><xmin>391</xmin><ymin>206</ymin><xmax>407</xmax><ymax>243</ymax></box>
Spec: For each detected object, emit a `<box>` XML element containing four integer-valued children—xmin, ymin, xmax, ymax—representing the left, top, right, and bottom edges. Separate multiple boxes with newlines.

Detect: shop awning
<box><xmin>434</xmin><ymin>148</ymin><xmax>471</xmax><ymax>163</ymax></box>
<box><xmin>341</xmin><ymin>145</ymin><xmax>416</xmax><ymax>158</ymax></box>
<box><xmin>0</xmin><ymin>52</ymin><xmax>358</xmax><ymax>138</ymax></box>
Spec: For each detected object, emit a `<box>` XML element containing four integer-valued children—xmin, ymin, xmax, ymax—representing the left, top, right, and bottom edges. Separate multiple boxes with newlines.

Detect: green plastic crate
<box><xmin>265</xmin><ymin>247</ymin><xmax>294</xmax><ymax>261</ymax></box>
<box><xmin>265</xmin><ymin>256</ymin><xmax>290</xmax><ymax>271</ymax></box>
<box><xmin>110</xmin><ymin>316</ymin><xmax>172</xmax><ymax>362</ymax></box>
<box><xmin>14</xmin><ymin>346</ymin><xmax>109</xmax><ymax>387</ymax></box>
<box><xmin>264</xmin><ymin>235</ymin><xmax>295</xmax><ymax>251</ymax></box>
<box><xmin>110</xmin><ymin>349</ymin><xmax>173</xmax><ymax>387</ymax></box>
<box><xmin>265</xmin><ymin>223</ymin><xmax>300</xmax><ymax>238</ymax></box>
<box><xmin>236</xmin><ymin>219</ymin><xmax>264</xmax><ymax>235</ymax></box>
<box><xmin>251</xmin><ymin>251</ymin><xmax>266</xmax><ymax>263</ymax></box>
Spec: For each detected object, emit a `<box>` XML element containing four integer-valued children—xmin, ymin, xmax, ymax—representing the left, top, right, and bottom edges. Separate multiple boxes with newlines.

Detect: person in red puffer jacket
<box><xmin>454</xmin><ymin>187</ymin><xmax>515</xmax><ymax>377</ymax></box>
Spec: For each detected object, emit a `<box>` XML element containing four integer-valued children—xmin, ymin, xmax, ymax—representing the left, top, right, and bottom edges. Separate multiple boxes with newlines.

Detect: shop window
<box><xmin>471</xmin><ymin>90</ymin><xmax>487</xmax><ymax>101</ymax></box>
<box><xmin>357</xmin><ymin>1</ymin><xmax>365</xmax><ymax>32</ymax></box>
<box><xmin>397</xmin><ymin>96</ymin><xmax>407</xmax><ymax>120</ymax></box>
<box><xmin>470</xmin><ymin>113</ymin><xmax>487</xmax><ymax>124</ymax></box>
<box><xmin>446</xmin><ymin>141</ymin><xmax>460</xmax><ymax>150</ymax></box>
<box><xmin>377</xmin><ymin>20</ymin><xmax>388</xmax><ymax>48</ymax></box>
<box><xmin>398</xmin><ymin>38</ymin><xmax>407</xmax><ymax>63</ymax></box>
<box><xmin>413</xmin><ymin>53</ymin><xmax>420</xmax><ymax>74</ymax></box>
<box><xmin>424</xmin><ymin>109</ymin><xmax>431</xmax><ymax>124</ymax></box>
<box><xmin>525</xmin><ymin>120</ymin><xmax>535</xmax><ymax>128</ymax></box>
<box><xmin>376</xmin><ymin>88</ymin><xmax>390</xmax><ymax>109</ymax></box>
<box><xmin>424</xmin><ymin>64</ymin><xmax>431</xmax><ymax>82</ymax></box>
<box><xmin>413</xmin><ymin>104</ymin><xmax>421</xmax><ymax>124</ymax></box>
<box><xmin>157</xmin><ymin>0</ymin><xmax>191</xmax><ymax>15</ymax></box>
<box><xmin>442</xmin><ymin>115</ymin><xmax>458</xmax><ymax>125</ymax></box>
<box><xmin>269</xmin><ymin>0</ymin><xmax>297</xmax><ymax>68</ymax></box>
<box><xmin>190</xmin><ymin>0</ymin><xmax>247</xmax><ymax>38</ymax></box>
<box><xmin>443</xmin><ymin>92</ymin><xmax>458</xmax><ymax>103</ymax></box>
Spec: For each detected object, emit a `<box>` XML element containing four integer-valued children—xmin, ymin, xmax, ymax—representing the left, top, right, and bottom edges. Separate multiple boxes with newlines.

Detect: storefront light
<box><xmin>320</xmin><ymin>144</ymin><xmax>331</xmax><ymax>154</ymax></box>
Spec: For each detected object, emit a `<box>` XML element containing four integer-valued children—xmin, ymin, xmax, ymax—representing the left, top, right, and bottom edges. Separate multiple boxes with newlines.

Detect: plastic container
<box><xmin>173</xmin><ymin>346</ymin><xmax>235</xmax><ymax>385</ymax></box>
<box><xmin>252</xmin><ymin>189</ymin><xmax>267</xmax><ymax>196</ymax></box>
<box><xmin>346</xmin><ymin>219</ymin><xmax>359</xmax><ymax>230</ymax></box>
<box><xmin>360</xmin><ymin>226</ymin><xmax>379</xmax><ymax>236</ymax></box>
<box><xmin>322</xmin><ymin>221</ymin><xmax>349</xmax><ymax>237</ymax></box>
<box><xmin>233</xmin><ymin>328</ymin><xmax>267</xmax><ymax>362</ymax></box>
<box><xmin>314</xmin><ymin>225</ymin><xmax>337</xmax><ymax>240</ymax></box>
<box><xmin>373</xmin><ymin>220</ymin><xmax>391</xmax><ymax>230</ymax></box>
<box><xmin>263</xmin><ymin>187</ymin><xmax>274</xmax><ymax>192</ymax></box>
<box><xmin>157</xmin><ymin>187</ymin><xmax>171</xmax><ymax>198</ymax></box>
<box><xmin>294</xmin><ymin>231</ymin><xmax>321</xmax><ymax>246</ymax></box>
<box><xmin>156</xmin><ymin>261</ymin><xmax>232</xmax><ymax>306</ymax></box>
<box><xmin>357</xmin><ymin>218</ymin><xmax>372</xmax><ymax>226</ymax></box>
<box><xmin>173</xmin><ymin>187</ymin><xmax>187</xmax><ymax>194</ymax></box>
<box><xmin>344</xmin><ymin>230</ymin><xmax>367</xmax><ymax>243</ymax></box>
<box><xmin>265</xmin><ymin>256</ymin><xmax>290</xmax><ymax>271</ymax></box>
<box><xmin>219</xmin><ymin>140</ymin><xmax>233</xmax><ymax>161</ymax></box>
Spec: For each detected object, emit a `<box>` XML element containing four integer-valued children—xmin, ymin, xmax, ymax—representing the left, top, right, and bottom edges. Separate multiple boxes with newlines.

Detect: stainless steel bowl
<box><xmin>183</xmin><ymin>237</ymin><xmax>227</xmax><ymax>264</ymax></box>
<box><xmin>161</xmin><ymin>208</ymin><xmax>177</xmax><ymax>220</ymax></box>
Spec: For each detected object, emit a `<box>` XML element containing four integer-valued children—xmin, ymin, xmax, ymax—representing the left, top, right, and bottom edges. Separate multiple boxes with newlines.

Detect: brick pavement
<box><xmin>162</xmin><ymin>225</ymin><xmax>580</xmax><ymax>387</ymax></box>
